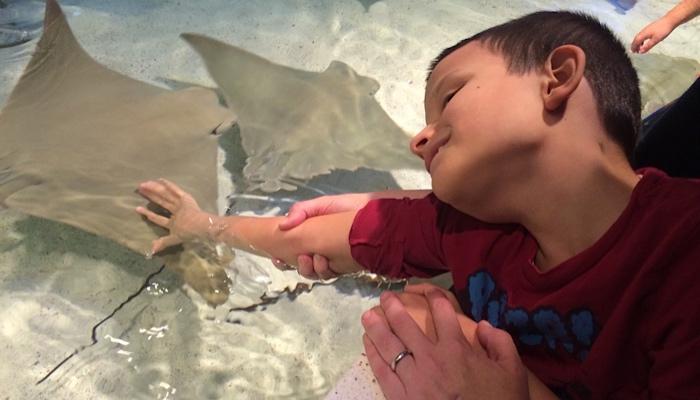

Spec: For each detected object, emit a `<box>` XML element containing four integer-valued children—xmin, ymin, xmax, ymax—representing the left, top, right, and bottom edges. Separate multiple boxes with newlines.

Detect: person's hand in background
<box><xmin>631</xmin><ymin>0</ymin><xmax>700</xmax><ymax>53</ymax></box>
<box><xmin>631</xmin><ymin>17</ymin><xmax>675</xmax><ymax>53</ymax></box>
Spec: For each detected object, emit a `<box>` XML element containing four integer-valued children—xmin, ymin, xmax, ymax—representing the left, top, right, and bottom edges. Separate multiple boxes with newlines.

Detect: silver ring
<box><xmin>390</xmin><ymin>350</ymin><xmax>412</xmax><ymax>372</ymax></box>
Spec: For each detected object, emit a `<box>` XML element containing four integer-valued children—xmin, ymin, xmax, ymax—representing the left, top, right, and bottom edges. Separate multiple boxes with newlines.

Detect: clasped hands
<box><xmin>363</xmin><ymin>285</ymin><xmax>529</xmax><ymax>400</ymax></box>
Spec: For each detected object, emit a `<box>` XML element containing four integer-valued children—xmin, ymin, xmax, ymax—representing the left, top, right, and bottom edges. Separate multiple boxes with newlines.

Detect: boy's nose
<box><xmin>410</xmin><ymin>124</ymin><xmax>435</xmax><ymax>159</ymax></box>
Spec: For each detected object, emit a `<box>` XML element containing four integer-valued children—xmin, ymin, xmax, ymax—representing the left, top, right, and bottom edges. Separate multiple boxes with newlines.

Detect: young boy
<box><xmin>136</xmin><ymin>11</ymin><xmax>700</xmax><ymax>399</ymax></box>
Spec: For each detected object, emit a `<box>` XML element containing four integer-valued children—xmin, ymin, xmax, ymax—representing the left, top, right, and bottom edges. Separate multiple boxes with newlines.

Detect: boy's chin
<box><xmin>432</xmin><ymin>184</ymin><xmax>484</xmax><ymax>217</ymax></box>
<box><xmin>431</xmin><ymin>184</ymin><xmax>455</xmax><ymax>205</ymax></box>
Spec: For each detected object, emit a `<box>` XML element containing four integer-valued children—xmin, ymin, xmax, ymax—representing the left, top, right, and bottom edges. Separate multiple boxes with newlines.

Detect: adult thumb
<box><xmin>278</xmin><ymin>206</ymin><xmax>308</xmax><ymax>230</ymax></box>
<box><xmin>476</xmin><ymin>320</ymin><xmax>519</xmax><ymax>365</ymax></box>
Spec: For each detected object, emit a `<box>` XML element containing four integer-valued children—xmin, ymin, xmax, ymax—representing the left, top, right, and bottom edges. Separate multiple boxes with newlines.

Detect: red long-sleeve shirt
<box><xmin>349</xmin><ymin>168</ymin><xmax>700</xmax><ymax>399</ymax></box>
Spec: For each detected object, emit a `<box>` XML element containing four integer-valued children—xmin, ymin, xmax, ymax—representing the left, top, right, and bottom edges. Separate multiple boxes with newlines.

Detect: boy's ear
<box><xmin>542</xmin><ymin>45</ymin><xmax>586</xmax><ymax>111</ymax></box>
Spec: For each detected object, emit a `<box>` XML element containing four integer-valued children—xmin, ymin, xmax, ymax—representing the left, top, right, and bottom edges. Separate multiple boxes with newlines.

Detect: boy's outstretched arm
<box><xmin>135</xmin><ymin>179</ymin><xmax>363</xmax><ymax>275</ymax></box>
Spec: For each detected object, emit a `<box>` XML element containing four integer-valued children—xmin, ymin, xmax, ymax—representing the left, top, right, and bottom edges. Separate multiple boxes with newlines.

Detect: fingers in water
<box><xmin>138</xmin><ymin>180</ymin><xmax>177</xmax><ymax>211</ymax></box>
<box><xmin>158</xmin><ymin>178</ymin><xmax>186</xmax><ymax>197</ymax></box>
<box><xmin>136</xmin><ymin>206</ymin><xmax>170</xmax><ymax>228</ymax></box>
<box><xmin>151</xmin><ymin>234</ymin><xmax>182</xmax><ymax>254</ymax></box>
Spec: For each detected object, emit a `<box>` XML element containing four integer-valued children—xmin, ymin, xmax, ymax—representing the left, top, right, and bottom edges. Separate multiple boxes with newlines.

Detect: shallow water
<box><xmin>0</xmin><ymin>0</ymin><xmax>698</xmax><ymax>399</ymax></box>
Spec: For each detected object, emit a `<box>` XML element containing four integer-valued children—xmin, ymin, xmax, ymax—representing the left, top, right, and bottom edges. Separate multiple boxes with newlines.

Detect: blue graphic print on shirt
<box><xmin>462</xmin><ymin>270</ymin><xmax>598</xmax><ymax>361</ymax></box>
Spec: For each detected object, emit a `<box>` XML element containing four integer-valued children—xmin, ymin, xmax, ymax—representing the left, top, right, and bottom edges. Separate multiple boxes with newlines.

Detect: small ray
<box><xmin>182</xmin><ymin>33</ymin><xmax>422</xmax><ymax>192</ymax></box>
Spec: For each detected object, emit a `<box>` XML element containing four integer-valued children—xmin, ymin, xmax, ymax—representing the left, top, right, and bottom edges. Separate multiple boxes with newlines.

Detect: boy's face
<box><xmin>411</xmin><ymin>41</ymin><xmax>546</xmax><ymax>215</ymax></box>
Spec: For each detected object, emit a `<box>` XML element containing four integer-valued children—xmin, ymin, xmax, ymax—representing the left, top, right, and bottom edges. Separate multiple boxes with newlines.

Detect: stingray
<box><xmin>0</xmin><ymin>0</ymin><xmax>238</xmax><ymax>305</ymax></box>
<box><xmin>632</xmin><ymin>53</ymin><xmax>700</xmax><ymax>117</ymax></box>
<box><xmin>181</xmin><ymin>33</ymin><xmax>422</xmax><ymax>192</ymax></box>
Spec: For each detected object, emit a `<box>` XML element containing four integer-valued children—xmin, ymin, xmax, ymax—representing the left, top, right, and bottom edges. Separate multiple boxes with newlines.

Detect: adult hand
<box><xmin>272</xmin><ymin>190</ymin><xmax>431</xmax><ymax>276</ymax></box>
<box><xmin>631</xmin><ymin>17</ymin><xmax>675</xmax><ymax>53</ymax></box>
<box><xmin>278</xmin><ymin>193</ymin><xmax>374</xmax><ymax>230</ymax></box>
<box><xmin>362</xmin><ymin>290</ymin><xmax>529</xmax><ymax>400</ymax></box>
<box><xmin>272</xmin><ymin>193</ymin><xmax>374</xmax><ymax>278</ymax></box>
<box><xmin>136</xmin><ymin>179</ymin><xmax>209</xmax><ymax>255</ymax></box>
<box><xmin>404</xmin><ymin>283</ymin><xmax>462</xmax><ymax>312</ymax></box>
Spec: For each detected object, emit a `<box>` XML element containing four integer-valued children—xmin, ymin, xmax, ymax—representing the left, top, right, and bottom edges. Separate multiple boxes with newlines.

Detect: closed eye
<box><xmin>442</xmin><ymin>83</ymin><xmax>465</xmax><ymax>109</ymax></box>
<box><xmin>443</xmin><ymin>91</ymin><xmax>456</xmax><ymax>108</ymax></box>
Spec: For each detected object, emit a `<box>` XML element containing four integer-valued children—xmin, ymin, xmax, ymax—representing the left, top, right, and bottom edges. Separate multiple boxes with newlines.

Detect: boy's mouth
<box><xmin>425</xmin><ymin>136</ymin><xmax>449</xmax><ymax>173</ymax></box>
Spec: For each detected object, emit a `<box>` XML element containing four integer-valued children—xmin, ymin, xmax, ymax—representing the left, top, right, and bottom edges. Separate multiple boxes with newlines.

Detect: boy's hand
<box><xmin>136</xmin><ymin>179</ymin><xmax>210</xmax><ymax>255</ymax></box>
<box><xmin>631</xmin><ymin>17</ymin><xmax>675</xmax><ymax>53</ymax></box>
<box><xmin>362</xmin><ymin>290</ymin><xmax>529</xmax><ymax>400</ymax></box>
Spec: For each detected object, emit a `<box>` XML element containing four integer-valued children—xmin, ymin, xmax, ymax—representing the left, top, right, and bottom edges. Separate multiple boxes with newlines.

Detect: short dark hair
<box><xmin>428</xmin><ymin>11</ymin><xmax>641</xmax><ymax>160</ymax></box>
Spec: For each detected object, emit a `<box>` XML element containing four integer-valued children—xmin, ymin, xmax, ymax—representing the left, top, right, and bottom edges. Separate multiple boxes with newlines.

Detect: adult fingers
<box><xmin>278</xmin><ymin>204</ymin><xmax>309</xmax><ymax>231</ymax></box>
<box><xmin>151</xmin><ymin>234</ymin><xmax>182</xmax><ymax>254</ymax></box>
<box><xmin>361</xmin><ymin>308</ymin><xmax>417</xmax><ymax>376</ymax></box>
<box><xmin>138</xmin><ymin>181</ymin><xmax>177</xmax><ymax>211</ymax></box>
<box><xmin>279</xmin><ymin>196</ymin><xmax>334</xmax><ymax>230</ymax></box>
<box><xmin>476</xmin><ymin>320</ymin><xmax>523</xmax><ymax>373</ymax></box>
<box><xmin>370</xmin><ymin>304</ymin><xmax>387</xmax><ymax>323</ymax></box>
<box><xmin>404</xmin><ymin>283</ymin><xmax>461</xmax><ymax>311</ymax></box>
<box><xmin>380</xmin><ymin>291</ymin><xmax>433</xmax><ymax>352</ymax></box>
<box><xmin>427</xmin><ymin>289</ymin><xmax>469</xmax><ymax>344</ymax></box>
<box><xmin>313</xmin><ymin>254</ymin><xmax>338</xmax><ymax>280</ymax></box>
<box><xmin>363</xmin><ymin>334</ymin><xmax>406</xmax><ymax>400</ymax></box>
<box><xmin>296</xmin><ymin>254</ymin><xmax>318</xmax><ymax>279</ymax></box>
<box><xmin>393</xmin><ymin>292</ymin><xmax>437</xmax><ymax>342</ymax></box>
<box><xmin>135</xmin><ymin>206</ymin><xmax>170</xmax><ymax>228</ymax></box>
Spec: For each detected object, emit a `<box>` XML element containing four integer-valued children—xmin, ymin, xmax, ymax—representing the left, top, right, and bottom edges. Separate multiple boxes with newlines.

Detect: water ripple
<box><xmin>0</xmin><ymin>0</ymin><xmax>44</xmax><ymax>50</ymax></box>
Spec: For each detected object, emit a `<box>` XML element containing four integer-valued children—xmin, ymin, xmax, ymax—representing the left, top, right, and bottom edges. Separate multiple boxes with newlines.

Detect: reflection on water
<box><xmin>0</xmin><ymin>208</ymin><xmax>384</xmax><ymax>399</ymax></box>
<box><xmin>1</xmin><ymin>0</ymin><xmax>699</xmax><ymax>399</ymax></box>
<box><xmin>0</xmin><ymin>0</ymin><xmax>43</xmax><ymax>49</ymax></box>
<box><xmin>0</xmin><ymin>0</ymin><xmax>44</xmax><ymax>101</ymax></box>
